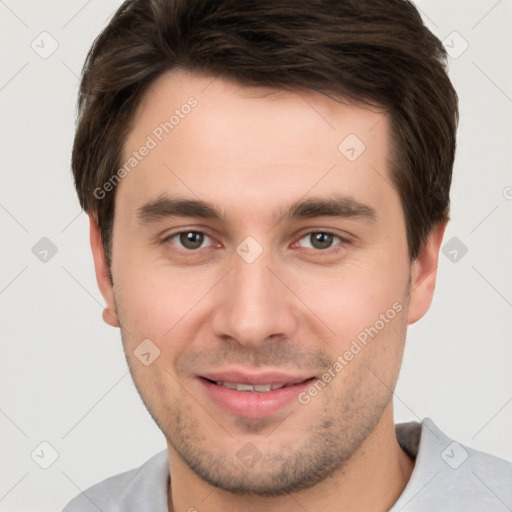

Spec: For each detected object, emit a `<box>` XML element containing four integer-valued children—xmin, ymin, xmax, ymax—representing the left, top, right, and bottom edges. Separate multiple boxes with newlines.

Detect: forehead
<box><xmin>118</xmin><ymin>69</ymin><xmax>396</xmax><ymax>221</ymax></box>
<box><xmin>128</xmin><ymin>69</ymin><xmax>387</xmax><ymax>152</ymax></box>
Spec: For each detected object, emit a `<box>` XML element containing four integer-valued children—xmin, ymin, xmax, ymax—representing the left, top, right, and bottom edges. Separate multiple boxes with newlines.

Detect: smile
<box><xmin>215</xmin><ymin>382</ymin><xmax>288</xmax><ymax>392</ymax></box>
<box><xmin>197</xmin><ymin>372</ymin><xmax>316</xmax><ymax>418</ymax></box>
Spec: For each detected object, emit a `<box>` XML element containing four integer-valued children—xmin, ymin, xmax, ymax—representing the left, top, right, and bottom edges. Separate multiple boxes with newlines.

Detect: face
<box><xmin>91</xmin><ymin>70</ymin><xmax>442</xmax><ymax>495</ymax></box>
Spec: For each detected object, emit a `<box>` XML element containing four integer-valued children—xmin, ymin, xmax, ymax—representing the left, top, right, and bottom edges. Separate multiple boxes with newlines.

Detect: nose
<box><xmin>211</xmin><ymin>251</ymin><xmax>298</xmax><ymax>348</ymax></box>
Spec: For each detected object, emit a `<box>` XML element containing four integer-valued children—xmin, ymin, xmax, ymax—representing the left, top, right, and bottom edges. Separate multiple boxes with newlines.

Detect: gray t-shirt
<box><xmin>63</xmin><ymin>418</ymin><xmax>512</xmax><ymax>511</ymax></box>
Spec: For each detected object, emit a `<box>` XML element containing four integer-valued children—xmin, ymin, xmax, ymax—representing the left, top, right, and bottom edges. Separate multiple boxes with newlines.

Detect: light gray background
<box><xmin>1</xmin><ymin>1</ymin><xmax>511</xmax><ymax>510</ymax></box>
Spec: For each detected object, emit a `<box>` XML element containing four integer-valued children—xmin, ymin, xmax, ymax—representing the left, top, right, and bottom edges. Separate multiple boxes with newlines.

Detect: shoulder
<box><xmin>393</xmin><ymin>418</ymin><xmax>512</xmax><ymax>511</ymax></box>
<box><xmin>459</xmin><ymin>440</ymin><xmax>512</xmax><ymax>501</ymax></box>
<box><xmin>62</xmin><ymin>450</ymin><xmax>169</xmax><ymax>512</ymax></box>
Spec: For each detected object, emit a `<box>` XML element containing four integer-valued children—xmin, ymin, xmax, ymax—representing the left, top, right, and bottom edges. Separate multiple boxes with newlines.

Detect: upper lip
<box><xmin>199</xmin><ymin>370</ymin><xmax>313</xmax><ymax>386</ymax></box>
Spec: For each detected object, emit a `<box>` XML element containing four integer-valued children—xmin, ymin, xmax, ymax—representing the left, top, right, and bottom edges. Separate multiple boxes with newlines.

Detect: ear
<box><xmin>89</xmin><ymin>213</ymin><xmax>119</xmax><ymax>328</ymax></box>
<box><xmin>407</xmin><ymin>222</ymin><xmax>447</xmax><ymax>325</ymax></box>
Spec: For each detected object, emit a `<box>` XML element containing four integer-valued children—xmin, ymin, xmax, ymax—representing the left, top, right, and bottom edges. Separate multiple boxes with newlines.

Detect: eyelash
<box><xmin>160</xmin><ymin>229</ymin><xmax>350</xmax><ymax>254</ymax></box>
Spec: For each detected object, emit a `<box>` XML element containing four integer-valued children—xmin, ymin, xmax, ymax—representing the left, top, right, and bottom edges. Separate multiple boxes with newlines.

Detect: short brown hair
<box><xmin>72</xmin><ymin>0</ymin><xmax>458</xmax><ymax>269</ymax></box>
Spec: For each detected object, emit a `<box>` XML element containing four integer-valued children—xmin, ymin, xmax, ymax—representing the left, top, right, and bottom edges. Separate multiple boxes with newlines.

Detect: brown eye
<box><xmin>180</xmin><ymin>232</ymin><xmax>204</xmax><ymax>249</ymax></box>
<box><xmin>166</xmin><ymin>231</ymin><xmax>212</xmax><ymax>250</ymax></box>
<box><xmin>298</xmin><ymin>232</ymin><xmax>341</xmax><ymax>250</ymax></box>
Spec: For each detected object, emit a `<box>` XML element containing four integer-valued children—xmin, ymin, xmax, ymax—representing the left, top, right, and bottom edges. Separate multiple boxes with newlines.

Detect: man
<box><xmin>63</xmin><ymin>0</ymin><xmax>512</xmax><ymax>510</ymax></box>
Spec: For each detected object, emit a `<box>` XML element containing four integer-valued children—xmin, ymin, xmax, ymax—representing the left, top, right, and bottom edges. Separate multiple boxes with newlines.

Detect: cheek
<box><xmin>114</xmin><ymin>257</ymin><xmax>219</xmax><ymax>343</ymax></box>
<box><xmin>290</xmin><ymin>258</ymin><xmax>409</xmax><ymax>345</ymax></box>
<box><xmin>312</xmin><ymin>280</ymin><xmax>408</xmax><ymax>402</ymax></box>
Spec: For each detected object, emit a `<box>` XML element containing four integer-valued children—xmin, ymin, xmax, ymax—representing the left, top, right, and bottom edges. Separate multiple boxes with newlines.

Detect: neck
<box><xmin>167</xmin><ymin>406</ymin><xmax>414</xmax><ymax>512</ymax></box>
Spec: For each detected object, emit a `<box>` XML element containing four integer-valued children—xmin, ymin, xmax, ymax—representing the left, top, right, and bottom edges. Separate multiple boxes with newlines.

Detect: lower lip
<box><xmin>199</xmin><ymin>378</ymin><xmax>314</xmax><ymax>419</ymax></box>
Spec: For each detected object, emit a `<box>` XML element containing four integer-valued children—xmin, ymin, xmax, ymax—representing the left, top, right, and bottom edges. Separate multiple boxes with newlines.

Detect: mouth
<box><xmin>211</xmin><ymin>381</ymin><xmax>292</xmax><ymax>392</ymax></box>
<box><xmin>197</xmin><ymin>372</ymin><xmax>316</xmax><ymax>418</ymax></box>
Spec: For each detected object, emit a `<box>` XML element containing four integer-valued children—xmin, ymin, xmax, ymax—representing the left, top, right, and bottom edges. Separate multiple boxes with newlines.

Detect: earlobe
<box><xmin>407</xmin><ymin>222</ymin><xmax>447</xmax><ymax>325</ymax></box>
<box><xmin>88</xmin><ymin>214</ymin><xmax>120</xmax><ymax>328</ymax></box>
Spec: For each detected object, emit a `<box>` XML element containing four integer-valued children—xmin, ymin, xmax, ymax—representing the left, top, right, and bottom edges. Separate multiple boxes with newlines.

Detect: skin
<box><xmin>90</xmin><ymin>70</ymin><xmax>445</xmax><ymax>512</ymax></box>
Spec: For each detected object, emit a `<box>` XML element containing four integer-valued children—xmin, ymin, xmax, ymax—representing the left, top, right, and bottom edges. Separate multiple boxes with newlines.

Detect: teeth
<box><xmin>253</xmin><ymin>384</ymin><xmax>272</xmax><ymax>392</ymax></box>
<box><xmin>216</xmin><ymin>382</ymin><xmax>287</xmax><ymax>392</ymax></box>
<box><xmin>219</xmin><ymin>382</ymin><xmax>239</xmax><ymax>390</ymax></box>
<box><xmin>235</xmin><ymin>383</ymin><xmax>254</xmax><ymax>392</ymax></box>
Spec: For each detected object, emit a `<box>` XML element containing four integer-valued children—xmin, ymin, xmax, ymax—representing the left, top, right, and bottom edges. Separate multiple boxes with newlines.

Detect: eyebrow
<box><xmin>278</xmin><ymin>196</ymin><xmax>376</xmax><ymax>223</ymax></box>
<box><xmin>136</xmin><ymin>195</ymin><xmax>376</xmax><ymax>224</ymax></box>
<box><xmin>137</xmin><ymin>197</ymin><xmax>224</xmax><ymax>223</ymax></box>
